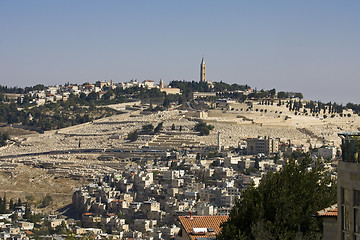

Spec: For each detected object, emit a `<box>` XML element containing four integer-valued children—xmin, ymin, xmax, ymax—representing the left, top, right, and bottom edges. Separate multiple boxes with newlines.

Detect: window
<box><xmin>342</xmin><ymin>206</ymin><xmax>350</xmax><ymax>230</ymax></box>
<box><xmin>355</xmin><ymin>208</ymin><xmax>360</xmax><ymax>233</ymax></box>
<box><xmin>355</xmin><ymin>190</ymin><xmax>360</xmax><ymax>206</ymax></box>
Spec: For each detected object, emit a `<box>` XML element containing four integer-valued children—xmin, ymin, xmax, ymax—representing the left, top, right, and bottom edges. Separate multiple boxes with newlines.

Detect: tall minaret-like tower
<box><xmin>200</xmin><ymin>57</ymin><xmax>206</xmax><ymax>82</ymax></box>
<box><xmin>217</xmin><ymin>131</ymin><xmax>221</xmax><ymax>152</ymax></box>
<box><xmin>159</xmin><ymin>78</ymin><xmax>164</xmax><ymax>88</ymax></box>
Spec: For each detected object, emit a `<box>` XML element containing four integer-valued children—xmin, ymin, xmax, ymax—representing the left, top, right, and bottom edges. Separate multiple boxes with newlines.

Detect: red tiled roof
<box><xmin>178</xmin><ymin>215</ymin><xmax>229</xmax><ymax>240</ymax></box>
<box><xmin>317</xmin><ymin>204</ymin><xmax>337</xmax><ymax>217</ymax></box>
<box><xmin>112</xmin><ymin>199</ymin><xmax>124</xmax><ymax>202</ymax></box>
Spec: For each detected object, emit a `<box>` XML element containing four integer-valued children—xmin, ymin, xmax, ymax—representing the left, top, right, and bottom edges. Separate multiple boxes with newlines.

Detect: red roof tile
<box><xmin>317</xmin><ymin>204</ymin><xmax>337</xmax><ymax>217</ymax></box>
<box><xmin>178</xmin><ymin>215</ymin><xmax>229</xmax><ymax>240</ymax></box>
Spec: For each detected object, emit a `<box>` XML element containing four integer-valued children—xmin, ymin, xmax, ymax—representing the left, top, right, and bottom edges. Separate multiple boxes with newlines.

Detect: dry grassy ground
<box><xmin>0</xmin><ymin>125</ymin><xmax>36</xmax><ymax>136</ymax></box>
<box><xmin>0</xmin><ymin>164</ymin><xmax>88</xmax><ymax>213</ymax></box>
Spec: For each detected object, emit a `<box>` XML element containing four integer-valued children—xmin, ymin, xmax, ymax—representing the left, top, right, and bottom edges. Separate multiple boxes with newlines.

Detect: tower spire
<box><xmin>200</xmin><ymin>57</ymin><xmax>206</xmax><ymax>82</ymax></box>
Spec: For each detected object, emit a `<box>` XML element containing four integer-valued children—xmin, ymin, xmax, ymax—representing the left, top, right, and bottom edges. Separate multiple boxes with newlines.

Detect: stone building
<box><xmin>245</xmin><ymin>136</ymin><xmax>279</xmax><ymax>155</ymax></box>
<box><xmin>337</xmin><ymin>132</ymin><xmax>360</xmax><ymax>240</ymax></box>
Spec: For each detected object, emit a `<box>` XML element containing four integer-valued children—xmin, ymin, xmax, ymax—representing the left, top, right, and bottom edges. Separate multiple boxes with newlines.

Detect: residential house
<box><xmin>177</xmin><ymin>215</ymin><xmax>229</xmax><ymax>240</ymax></box>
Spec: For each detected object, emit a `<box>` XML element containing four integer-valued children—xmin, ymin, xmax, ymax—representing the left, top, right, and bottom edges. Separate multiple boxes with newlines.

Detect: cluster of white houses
<box><xmin>17</xmin><ymin>79</ymin><xmax>181</xmax><ymax>106</ymax></box>
<box><xmin>69</xmin><ymin>135</ymin><xmax>339</xmax><ymax>239</ymax></box>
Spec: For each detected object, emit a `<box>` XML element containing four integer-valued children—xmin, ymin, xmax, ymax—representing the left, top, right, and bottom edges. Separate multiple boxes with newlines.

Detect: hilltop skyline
<box><xmin>1</xmin><ymin>1</ymin><xmax>360</xmax><ymax>104</ymax></box>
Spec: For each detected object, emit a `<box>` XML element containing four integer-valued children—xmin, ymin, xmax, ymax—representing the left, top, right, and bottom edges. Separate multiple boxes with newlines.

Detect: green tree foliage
<box><xmin>23</xmin><ymin>204</ymin><xmax>43</xmax><ymax>224</ymax></box>
<box><xmin>0</xmin><ymin>94</ymin><xmax>122</xmax><ymax>131</ymax></box>
<box><xmin>142</xmin><ymin>124</ymin><xmax>154</xmax><ymax>134</ymax></box>
<box><xmin>24</xmin><ymin>205</ymin><xmax>31</xmax><ymax>219</ymax></box>
<box><xmin>194</xmin><ymin>121</ymin><xmax>214</xmax><ymax>136</ymax></box>
<box><xmin>218</xmin><ymin>157</ymin><xmax>336</xmax><ymax>240</ymax></box>
<box><xmin>9</xmin><ymin>199</ymin><xmax>14</xmax><ymax>211</ymax></box>
<box><xmin>294</xmin><ymin>92</ymin><xmax>303</xmax><ymax>99</ymax></box>
<box><xmin>249</xmin><ymin>89</ymin><xmax>277</xmax><ymax>99</ymax></box>
<box><xmin>0</xmin><ymin>196</ymin><xmax>7</xmax><ymax>213</ymax></box>
<box><xmin>127</xmin><ymin>130</ymin><xmax>139</xmax><ymax>142</ymax></box>
<box><xmin>277</xmin><ymin>91</ymin><xmax>289</xmax><ymax>99</ymax></box>
<box><xmin>25</xmin><ymin>194</ymin><xmax>35</xmax><ymax>204</ymax></box>
<box><xmin>163</xmin><ymin>96</ymin><xmax>171</xmax><ymax>108</ymax></box>
<box><xmin>346</xmin><ymin>102</ymin><xmax>360</xmax><ymax>115</ymax></box>
<box><xmin>154</xmin><ymin>122</ymin><xmax>163</xmax><ymax>134</ymax></box>
<box><xmin>41</xmin><ymin>195</ymin><xmax>53</xmax><ymax>208</ymax></box>
<box><xmin>32</xmin><ymin>84</ymin><xmax>45</xmax><ymax>91</ymax></box>
<box><xmin>16</xmin><ymin>198</ymin><xmax>22</xmax><ymax>207</ymax></box>
<box><xmin>85</xmin><ymin>91</ymin><xmax>99</xmax><ymax>101</ymax></box>
<box><xmin>169</xmin><ymin>80</ymin><xmax>211</xmax><ymax>96</ymax></box>
<box><xmin>0</xmin><ymin>85</ymin><xmax>26</xmax><ymax>94</ymax></box>
<box><xmin>0</xmin><ymin>133</ymin><xmax>10</xmax><ymax>147</ymax></box>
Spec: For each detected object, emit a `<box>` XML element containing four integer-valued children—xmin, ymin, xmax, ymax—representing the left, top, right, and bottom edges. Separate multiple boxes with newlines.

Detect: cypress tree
<box><xmin>9</xmin><ymin>199</ymin><xmax>14</xmax><ymax>211</ymax></box>
<box><xmin>0</xmin><ymin>196</ymin><xmax>6</xmax><ymax>213</ymax></box>
<box><xmin>2</xmin><ymin>195</ymin><xmax>6</xmax><ymax>213</ymax></box>
<box><xmin>24</xmin><ymin>205</ymin><xmax>31</xmax><ymax>220</ymax></box>
<box><xmin>0</xmin><ymin>196</ymin><xmax>3</xmax><ymax>213</ymax></box>
<box><xmin>17</xmin><ymin>198</ymin><xmax>22</xmax><ymax>207</ymax></box>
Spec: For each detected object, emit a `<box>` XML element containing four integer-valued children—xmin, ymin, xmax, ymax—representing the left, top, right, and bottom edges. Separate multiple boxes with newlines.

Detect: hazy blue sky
<box><xmin>1</xmin><ymin>1</ymin><xmax>360</xmax><ymax>104</ymax></box>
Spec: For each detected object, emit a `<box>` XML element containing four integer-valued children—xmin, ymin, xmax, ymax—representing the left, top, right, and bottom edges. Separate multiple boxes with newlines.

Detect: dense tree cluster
<box><xmin>127</xmin><ymin>130</ymin><xmax>139</xmax><ymax>142</ymax></box>
<box><xmin>0</xmin><ymin>132</ymin><xmax>10</xmax><ymax>147</ymax></box>
<box><xmin>169</xmin><ymin>80</ymin><xmax>250</xmax><ymax>102</ymax></box>
<box><xmin>277</xmin><ymin>91</ymin><xmax>303</xmax><ymax>99</ymax></box>
<box><xmin>346</xmin><ymin>102</ymin><xmax>360</xmax><ymax>115</ymax></box>
<box><xmin>218</xmin><ymin>157</ymin><xmax>336</xmax><ymax>240</ymax></box>
<box><xmin>0</xmin><ymin>95</ymin><xmax>121</xmax><ymax>131</ymax></box>
<box><xmin>0</xmin><ymin>196</ymin><xmax>27</xmax><ymax>214</ymax></box>
<box><xmin>154</xmin><ymin>122</ymin><xmax>163</xmax><ymax>134</ymax></box>
<box><xmin>194</xmin><ymin>121</ymin><xmax>214</xmax><ymax>136</ymax></box>
<box><xmin>0</xmin><ymin>85</ymin><xmax>26</xmax><ymax>94</ymax></box>
<box><xmin>169</xmin><ymin>80</ymin><xmax>212</xmax><ymax>95</ymax></box>
<box><xmin>0</xmin><ymin>84</ymin><xmax>175</xmax><ymax>132</ymax></box>
<box><xmin>305</xmin><ymin>101</ymin><xmax>344</xmax><ymax>115</ymax></box>
<box><xmin>0</xmin><ymin>196</ymin><xmax>7</xmax><ymax>213</ymax></box>
<box><xmin>128</xmin><ymin>122</ymin><xmax>164</xmax><ymax>142</ymax></box>
<box><xmin>248</xmin><ymin>89</ymin><xmax>277</xmax><ymax>99</ymax></box>
<box><xmin>141</xmin><ymin>124</ymin><xmax>154</xmax><ymax>134</ymax></box>
<box><xmin>40</xmin><ymin>194</ymin><xmax>53</xmax><ymax>208</ymax></box>
<box><xmin>213</xmin><ymin>81</ymin><xmax>251</xmax><ymax>92</ymax></box>
<box><xmin>274</xmin><ymin>99</ymin><xmax>347</xmax><ymax>117</ymax></box>
<box><xmin>141</xmin><ymin>122</ymin><xmax>164</xmax><ymax>135</ymax></box>
<box><xmin>0</xmin><ymin>84</ymin><xmax>46</xmax><ymax>95</ymax></box>
<box><xmin>286</xmin><ymin>99</ymin><xmax>303</xmax><ymax>112</ymax></box>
